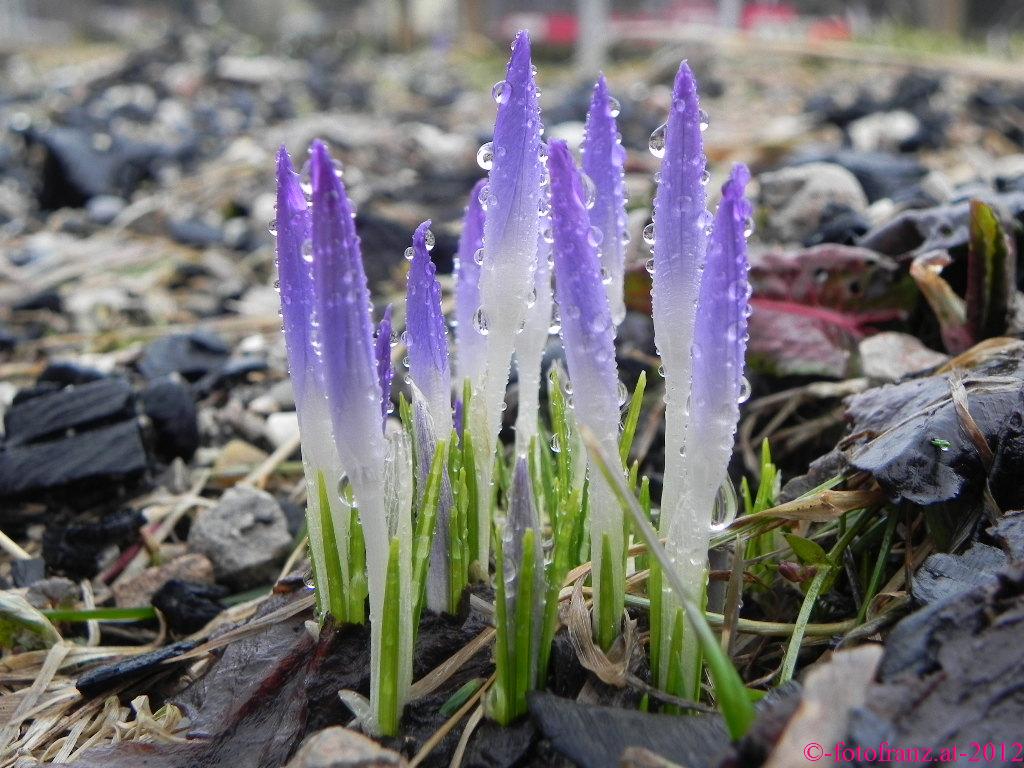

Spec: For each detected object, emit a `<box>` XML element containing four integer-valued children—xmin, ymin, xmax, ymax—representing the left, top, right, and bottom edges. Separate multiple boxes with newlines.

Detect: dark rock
<box><xmin>187</xmin><ymin>486</ymin><xmax>292</xmax><ymax>589</ymax></box>
<box><xmin>194</xmin><ymin>356</ymin><xmax>269</xmax><ymax>395</ymax></box>
<box><xmin>0</xmin><ymin>420</ymin><xmax>149</xmax><ymax>503</ymax></box>
<box><xmin>3</xmin><ymin>377</ymin><xmax>134</xmax><ymax>447</ymax></box>
<box><xmin>85</xmin><ymin>195</ymin><xmax>126</xmax><ymax>225</ymax></box>
<box><xmin>76</xmin><ymin>639</ymin><xmax>199</xmax><ymax>698</ymax></box>
<box><xmin>528</xmin><ymin>691</ymin><xmax>728</xmax><ymax>768</ymax></box>
<box><xmin>12</xmin><ymin>289</ymin><xmax>62</xmax><ymax>313</ymax></box>
<box><xmin>991</xmin><ymin>511</ymin><xmax>1024</xmax><ymax>560</ymax></box>
<box><xmin>852</xmin><ymin>562</ymin><xmax>1024</xmax><ymax>758</ymax></box>
<box><xmin>152</xmin><ymin>579</ymin><xmax>228</xmax><ymax>634</ymax></box>
<box><xmin>168</xmin><ymin>216</ymin><xmax>224</xmax><ymax>248</ymax></box>
<box><xmin>11</xmin><ymin>558</ymin><xmax>46</xmax><ymax>588</ymax></box>
<box><xmin>461</xmin><ymin>718</ymin><xmax>537</xmax><ymax>768</ymax></box>
<box><xmin>0</xmin><ymin>326</ymin><xmax>17</xmax><ymax>352</ymax></box>
<box><xmin>137</xmin><ymin>330</ymin><xmax>230</xmax><ymax>382</ymax></box>
<box><xmin>42</xmin><ymin>509</ymin><xmax>144</xmax><ymax>577</ymax></box>
<box><xmin>793</xmin><ymin>150</ymin><xmax>927</xmax><ymax>202</ymax></box>
<box><xmin>913</xmin><ymin>542</ymin><xmax>1007</xmax><ymax>605</ymax></box>
<box><xmin>38</xmin><ymin>361</ymin><xmax>109</xmax><ymax>386</ymax></box>
<box><xmin>141</xmin><ymin>377</ymin><xmax>199</xmax><ymax>460</ymax></box>
<box><xmin>802</xmin><ymin>203</ymin><xmax>870</xmax><ymax>247</ymax></box>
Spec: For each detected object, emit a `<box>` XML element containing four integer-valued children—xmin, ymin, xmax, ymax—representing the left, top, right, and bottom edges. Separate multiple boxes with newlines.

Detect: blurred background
<box><xmin>1</xmin><ymin>0</ymin><xmax>1023</xmax><ymax>505</ymax></box>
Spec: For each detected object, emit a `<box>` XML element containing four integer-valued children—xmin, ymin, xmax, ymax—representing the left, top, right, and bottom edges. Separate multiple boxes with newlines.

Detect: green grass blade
<box><xmin>582</xmin><ymin>426</ymin><xmax>756</xmax><ymax>740</ymax></box>
<box><xmin>619</xmin><ymin>370</ymin><xmax>647</xmax><ymax>464</ymax></box>
<box><xmin>412</xmin><ymin>441</ymin><xmax>447</xmax><ymax>626</ymax></box>
<box><xmin>317</xmin><ymin>471</ymin><xmax>348</xmax><ymax>623</ymax></box>
<box><xmin>378</xmin><ymin>537</ymin><xmax>402</xmax><ymax>736</ymax></box>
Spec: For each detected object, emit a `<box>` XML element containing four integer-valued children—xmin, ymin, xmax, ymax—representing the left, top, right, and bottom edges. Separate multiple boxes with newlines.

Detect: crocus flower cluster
<box><xmin>274</xmin><ymin>30</ymin><xmax>751</xmax><ymax>735</ymax></box>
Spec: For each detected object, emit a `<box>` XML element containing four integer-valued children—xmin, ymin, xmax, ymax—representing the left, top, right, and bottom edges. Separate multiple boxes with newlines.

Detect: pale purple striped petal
<box><xmin>690</xmin><ymin>164</ymin><xmax>752</xmax><ymax>503</ymax></box>
<box><xmin>375</xmin><ymin>304</ymin><xmax>394</xmax><ymax>429</ymax></box>
<box><xmin>406</xmin><ymin>220</ymin><xmax>452</xmax><ymax>436</ymax></box>
<box><xmin>651</xmin><ymin>61</ymin><xmax>712</xmax><ymax>535</ymax></box>
<box><xmin>275</xmin><ymin>146</ymin><xmax>314</xmax><ymax>405</ymax></box>
<box><xmin>455</xmin><ymin>179</ymin><xmax>487</xmax><ymax>386</ymax></box>
<box><xmin>582</xmin><ymin>75</ymin><xmax>629</xmax><ymax>326</ymax></box>
<box><xmin>470</xmin><ymin>30</ymin><xmax>545</xmax><ymax>565</ymax></box>
<box><xmin>310</xmin><ymin>140</ymin><xmax>385</xmax><ymax>475</ymax></box>
<box><xmin>548</xmin><ymin>139</ymin><xmax>624</xmax><ymax>631</ymax></box>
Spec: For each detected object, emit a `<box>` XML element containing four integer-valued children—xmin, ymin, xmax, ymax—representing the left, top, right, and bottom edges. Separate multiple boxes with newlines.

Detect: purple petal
<box><xmin>471</xmin><ymin>30</ymin><xmax>545</xmax><ymax>564</ymax></box>
<box><xmin>309</xmin><ymin>140</ymin><xmax>385</xmax><ymax>475</ymax></box>
<box><xmin>691</xmin><ymin>164</ymin><xmax>752</xmax><ymax>459</ymax></box>
<box><xmin>548</xmin><ymin>140</ymin><xmax>620</xmax><ymax>445</ymax></box>
<box><xmin>548</xmin><ymin>139</ymin><xmax>624</xmax><ymax>631</ymax></box>
<box><xmin>651</xmin><ymin>62</ymin><xmax>711</xmax><ymax>533</ymax></box>
<box><xmin>582</xmin><ymin>75</ymin><xmax>629</xmax><ymax>326</ymax></box>
<box><xmin>455</xmin><ymin>179</ymin><xmax>487</xmax><ymax>385</ymax></box>
<box><xmin>406</xmin><ymin>220</ymin><xmax>452</xmax><ymax>435</ymax></box>
<box><xmin>375</xmin><ymin>304</ymin><xmax>394</xmax><ymax>430</ymax></box>
<box><xmin>274</xmin><ymin>146</ymin><xmax>314</xmax><ymax>403</ymax></box>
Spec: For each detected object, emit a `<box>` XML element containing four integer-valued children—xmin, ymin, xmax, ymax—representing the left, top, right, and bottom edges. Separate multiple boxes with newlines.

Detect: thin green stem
<box><xmin>858</xmin><ymin>511</ymin><xmax>898</xmax><ymax>623</ymax></box>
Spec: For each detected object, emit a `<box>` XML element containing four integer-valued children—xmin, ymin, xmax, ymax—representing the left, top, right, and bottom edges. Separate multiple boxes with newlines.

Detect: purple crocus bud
<box><xmin>375</xmin><ymin>304</ymin><xmax>394</xmax><ymax>429</ymax></box>
<box><xmin>548</xmin><ymin>139</ymin><xmax>624</xmax><ymax>637</ymax></box>
<box><xmin>650</xmin><ymin>61</ymin><xmax>712</xmax><ymax>572</ymax></box>
<box><xmin>690</xmin><ymin>164</ymin><xmax>752</xmax><ymax>505</ymax></box>
<box><xmin>275</xmin><ymin>147</ymin><xmax>315</xmax><ymax>401</ymax></box>
<box><xmin>455</xmin><ymin>179</ymin><xmax>487</xmax><ymax>386</ymax></box>
<box><xmin>582</xmin><ymin>75</ymin><xmax>629</xmax><ymax>326</ymax></box>
<box><xmin>406</xmin><ymin>220</ymin><xmax>453</xmax><ymax>437</ymax></box>
<box><xmin>308</xmin><ymin>140</ymin><xmax>390</xmax><ymax>661</ymax></box>
<box><xmin>470</xmin><ymin>30</ymin><xmax>545</xmax><ymax>566</ymax></box>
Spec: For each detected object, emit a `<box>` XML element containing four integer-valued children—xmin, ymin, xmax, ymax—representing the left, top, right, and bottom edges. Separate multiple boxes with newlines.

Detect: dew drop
<box><xmin>473</xmin><ymin>307</ymin><xmax>490</xmax><ymax>335</ymax></box>
<box><xmin>268</xmin><ymin>218</ymin><xmax>278</xmax><ymax>236</ymax></box>
<box><xmin>473</xmin><ymin>247</ymin><xmax>485</xmax><ymax>266</ymax></box>
<box><xmin>550</xmin><ymin>434</ymin><xmax>561</xmax><ymax>453</ymax></box>
<box><xmin>608</xmin><ymin>96</ymin><xmax>621</xmax><ymax>117</ymax></box>
<box><xmin>743</xmin><ymin>218</ymin><xmax>755</xmax><ymax>238</ymax></box>
<box><xmin>642</xmin><ymin>223</ymin><xmax>656</xmax><ymax>246</ymax></box>
<box><xmin>700</xmin><ymin>169</ymin><xmax>711</xmax><ymax>186</ymax></box>
<box><xmin>526</xmin><ymin>286</ymin><xmax>537</xmax><ymax>307</ymax></box>
<box><xmin>600</xmin><ymin>266</ymin><xmax>612</xmax><ymax>285</ymax></box>
<box><xmin>301</xmin><ymin>239</ymin><xmax>313</xmax><ymax>263</ymax></box>
<box><xmin>476</xmin><ymin>141</ymin><xmax>494</xmax><ymax>171</ymax></box>
<box><xmin>492</xmin><ymin>80</ymin><xmax>511</xmax><ymax>104</ymax></box>
<box><xmin>337</xmin><ymin>475</ymin><xmax>353</xmax><ymax>505</ymax></box>
<box><xmin>738</xmin><ymin>376</ymin><xmax>751</xmax><ymax>403</ymax></box>
<box><xmin>648</xmin><ymin>122</ymin><xmax>667</xmax><ymax>158</ymax></box>
<box><xmin>588</xmin><ymin>226</ymin><xmax>603</xmax><ymax>248</ymax></box>
<box><xmin>548</xmin><ymin>307</ymin><xmax>561</xmax><ymax>334</ymax></box>
<box><xmin>424</xmin><ymin>229</ymin><xmax>435</xmax><ymax>251</ymax></box>
<box><xmin>404</xmin><ymin>246</ymin><xmax>415</xmax><ymax>261</ymax></box>
<box><xmin>644</xmin><ymin>257</ymin><xmax>655</xmax><ymax>274</ymax></box>
<box><xmin>698</xmin><ymin>109</ymin><xmax>709</xmax><ymax>132</ymax></box>
<box><xmin>542</xmin><ymin>227</ymin><xmax>554</xmax><ymax>244</ymax></box>
<box><xmin>581</xmin><ymin>174</ymin><xmax>597</xmax><ymax>209</ymax></box>
<box><xmin>617</xmin><ymin>380</ymin><xmax>628</xmax><ymax>406</ymax></box>
<box><xmin>711</xmin><ymin>479</ymin><xmax>738</xmax><ymax>531</ymax></box>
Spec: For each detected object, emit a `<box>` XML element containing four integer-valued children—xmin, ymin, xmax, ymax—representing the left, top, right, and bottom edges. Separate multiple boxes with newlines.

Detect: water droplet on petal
<box><xmin>404</xmin><ymin>246</ymin><xmax>414</xmax><ymax>261</ymax></box>
<box><xmin>473</xmin><ymin>247</ymin><xmax>485</xmax><ymax>266</ymax></box>
<box><xmin>268</xmin><ymin>218</ymin><xmax>278</xmax><ymax>236</ymax></box>
<box><xmin>473</xmin><ymin>307</ymin><xmax>490</xmax><ymax>335</ymax></box>
<box><xmin>301</xmin><ymin>239</ymin><xmax>313</xmax><ymax>263</ymax></box>
<box><xmin>608</xmin><ymin>96</ymin><xmax>621</xmax><ymax>117</ymax></box>
<box><xmin>588</xmin><ymin>226</ymin><xmax>603</xmax><ymax>248</ymax></box>
<box><xmin>476</xmin><ymin>142</ymin><xmax>494</xmax><ymax>171</ymax></box>
<box><xmin>643</xmin><ymin>223</ymin><xmax>656</xmax><ymax>246</ymax></box>
<box><xmin>600</xmin><ymin>266</ymin><xmax>612</xmax><ymax>285</ymax></box>
<box><xmin>698</xmin><ymin>109</ymin><xmax>709</xmax><ymax>132</ymax></box>
<box><xmin>644</xmin><ymin>257</ymin><xmax>655</xmax><ymax>274</ymax></box>
<box><xmin>738</xmin><ymin>376</ymin><xmax>751</xmax><ymax>403</ymax></box>
<box><xmin>648</xmin><ymin>122</ymin><xmax>667</xmax><ymax>158</ymax></box>
<box><xmin>700</xmin><ymin>169</ymin><xmax>711</xmax><ymax>186</ymax></box>
<box><xmin>550</xmin><ymin>434</ymin><xmax>561</xmax><ymax>453</ymax></box>
<box><xmin>581</xmin><ymin>174</ymin><xmax>597</xmax><ymax>209</ymax></box>
<box><xmin>492</xmin><ymin>80</ymin><xmax>511</xmax><ymax>104</ymax></box>
<box><xmin>424</xmin><ymin>230</ymin><xmax>435</xmax><ymax>251</ymax></box>
<box><xmin>542</xmin><ymin>227</ymin><xmax>554</xmax><ymax>244</ymax></box>
<box><xmin>337</xmin><ymin>475</ymin><xmax>353</xmax><ymax>506</ymax></box>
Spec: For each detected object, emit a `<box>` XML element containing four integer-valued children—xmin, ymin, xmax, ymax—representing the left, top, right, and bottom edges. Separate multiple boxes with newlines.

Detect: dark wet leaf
<box><xmin>844</xmin><ymin>341</ymin><xmax>1024</xmax><ymax>548</ymax></box>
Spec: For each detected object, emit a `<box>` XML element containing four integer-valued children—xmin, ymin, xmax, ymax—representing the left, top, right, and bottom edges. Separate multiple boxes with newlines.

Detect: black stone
<box><xmin>3</xmin><ymin>377</ymin><xmax>134</xmax><ymax>447</ymax></box>
<box><xmin>11</xmin><ymin>558</ymin><xmax>46</xmax><ymax>587</ymax></box>
<box><xmin>0</xmin><ymin>420</ymin><xmax>148</xmax><ymax>501</ymax></box>
<box><xmin>141</xmin><ymin>377</ymin><xmax>199</xmax><ymax>460</ymax></box>
<box><xmin>152</xmin><ymin>579</ymin><xmax>228</xmax><ymax>634</ymax></box>
<box><xmin>528</xmin><ymin>691</ymin><xmax>728</xmax><ymax>768</ymax></box>
<box><xmin>76</xmin><ymin>640</ymin><xmax>198</xmax><ymax>698</ymax></box>
<box><xmin>43</xmin><ymin>509</ymin><xmax>145</xmax><ymax>577</ymax></box>
<box><xmin>38</xmin><ymin>361</ymin><xmax>109</xmax><ymax>386</ymax></box>
<box><xmin>137</xmin><ymin>331</ymin><xmax>230</xmax><ymax>381</ymax></box>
